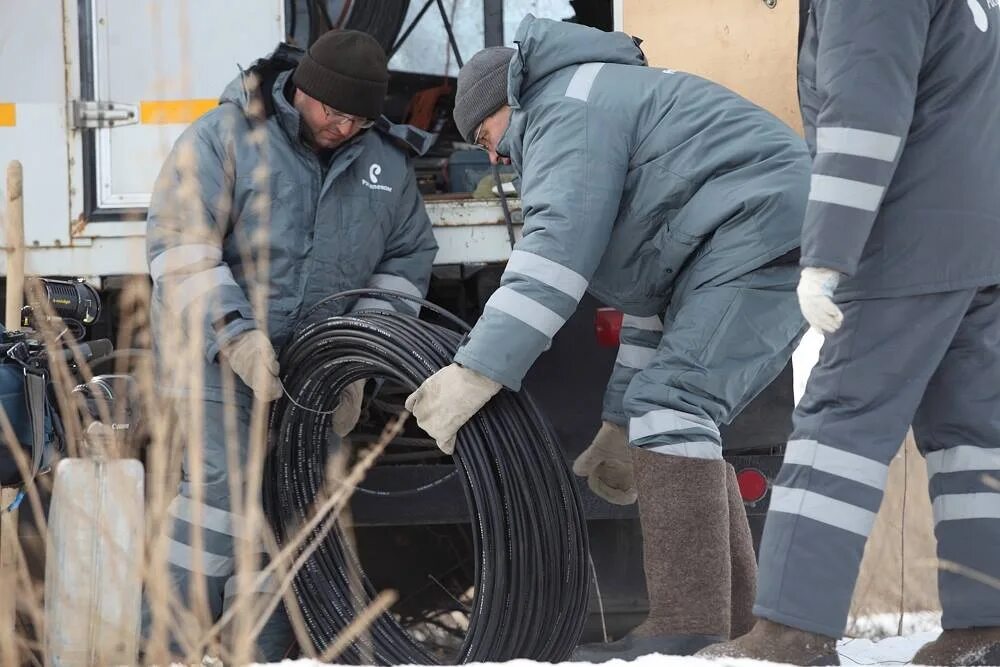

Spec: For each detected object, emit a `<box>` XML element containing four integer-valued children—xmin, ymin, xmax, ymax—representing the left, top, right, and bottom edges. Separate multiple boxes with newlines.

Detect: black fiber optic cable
<box><xmin>263</xmin><ymin>289</ymin><xmax>589</xmax><ymax>664</ymax></box>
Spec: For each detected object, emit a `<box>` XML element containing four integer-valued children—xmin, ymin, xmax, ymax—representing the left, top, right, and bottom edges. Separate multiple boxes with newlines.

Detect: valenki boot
<box><xmin>697</xmin><ymin>618</ymin><xmax>840</xmax><ymax>665</ymax></box>
<box><xmin>912</xmin><ymin>627</ymin><xmax>1000</xmax><ymax>666</ymax></box>
<box><xmin>725</xmin><ymin>463</ymin><xmax>757</xmax><ymax>639</ymax></box>
<box><xmin>572</xmin><ymin>447</ymin><xmax>731</xmax><ymax>661</ymax></box>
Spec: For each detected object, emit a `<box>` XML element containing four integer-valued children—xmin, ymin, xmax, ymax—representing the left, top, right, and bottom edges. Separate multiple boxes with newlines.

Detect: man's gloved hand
<box><xmin>572</xmin><ymin>421</ymin><xmax>637</xmax><ymax>505</ymax></box>
<box><xmin>797</xmin><ymin>267</ymin><xmax>844</xmax><ymax>334</ymax></box>
<box><xmin>222</xmin><ymin>329</ymin><xmax>282</xmax><ymax>402</ymax></box>
<box><xmin>404</xmin><ymin>364</ymin><xmax>502</xmax><ymax>454</ymax></box>
<box><xmin>332</xmin><ymin>379</ymin><xmax>366</xmax><ymax>437</ymax></box>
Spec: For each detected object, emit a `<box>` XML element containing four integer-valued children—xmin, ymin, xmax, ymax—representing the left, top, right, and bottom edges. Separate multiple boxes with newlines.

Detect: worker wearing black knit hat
<box><xmin>289</xmin><ymin>29</ymin><xmax>389</xmax><ymax>150</ymax></box>
<box><xmin>143</xmin><ymin>28</ymin><xmax>437</xmax><ymax>663</ymax></box>
<box><xmin>293</xmin><ymin>29</ymin><xmax>389</xmax><ymax>121</ymax></box>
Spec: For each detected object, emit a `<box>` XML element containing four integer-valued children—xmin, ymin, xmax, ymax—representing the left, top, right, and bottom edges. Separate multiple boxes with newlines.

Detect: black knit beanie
<box><xmin>293</xmin><ymin>29</ymin><xmax>388</xmax><ymax>119</ymax></box>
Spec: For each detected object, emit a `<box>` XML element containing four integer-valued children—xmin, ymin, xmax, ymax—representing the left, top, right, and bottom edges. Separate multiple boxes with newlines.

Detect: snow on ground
<box><xmin>252</xmin><ymin>614</ymin><xmax>944</xmax><ymax>666</ymax></box>
<box><xmin>847</xmin><ymin>612</ymin><xmax>942</xmax><ymax>639</ymax></box>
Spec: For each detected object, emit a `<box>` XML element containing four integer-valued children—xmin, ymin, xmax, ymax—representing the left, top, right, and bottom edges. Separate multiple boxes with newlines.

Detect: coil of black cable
<box><xmin>263</xmin><ymin>290</ymin><xmax>589</xmax><ymax>664</ymax></box>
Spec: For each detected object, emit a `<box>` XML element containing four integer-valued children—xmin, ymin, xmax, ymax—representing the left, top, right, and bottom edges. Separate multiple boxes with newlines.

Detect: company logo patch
<box><xmin>362</xmin><ymin>163</ymin><xmax>392</xmax><ymax>192</ymax></box>
<box><xmin>968</xmin><ymin>0</ymin><xmax>989</xmax><ymax>32</ymax></box>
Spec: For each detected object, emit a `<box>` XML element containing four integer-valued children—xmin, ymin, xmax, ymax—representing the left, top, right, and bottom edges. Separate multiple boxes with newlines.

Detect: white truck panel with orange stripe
<box><xmin>0</xmin><ymin>0</ymin><xmax>524</xmax><ymax>280</ymax></box>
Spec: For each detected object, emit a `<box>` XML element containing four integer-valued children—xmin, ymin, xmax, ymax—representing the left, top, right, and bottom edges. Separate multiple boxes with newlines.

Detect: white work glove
<box><xmin>572</xmin><ymin>422</ymin><xmax>637</xmax><ymax>505</ymax></box>
<box><xmin>404</xmin><ymin>364</ymin><xmax>502</xmax><ymax>454</ymax></box>
<box><xmin>222</xmin><ymin>329</ymin><xmax>282</xmax><ymax>402</ymax></box>
<box><xmin>797</xmin><ymin>267</ymin><xmax>844</xmax><ymax>334</ymax></box>
<box><xmin>332</xmin><ymin>379</ymin><xmax>366</xmax><ymax>437</ymax></box>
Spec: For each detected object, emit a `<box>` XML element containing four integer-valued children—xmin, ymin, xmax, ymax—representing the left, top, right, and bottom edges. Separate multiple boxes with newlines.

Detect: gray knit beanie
<box><xmin>454</xmin><ymin>47</ymin><xmax>516</xmax><ymax>144</ymax></box>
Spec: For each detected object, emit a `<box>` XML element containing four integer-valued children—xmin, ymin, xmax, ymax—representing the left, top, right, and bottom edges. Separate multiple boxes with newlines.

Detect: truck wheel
<box><xmin>44</xmin><ymin>458</ymin><xmax>144</xmax><ymax>667</ymax></box>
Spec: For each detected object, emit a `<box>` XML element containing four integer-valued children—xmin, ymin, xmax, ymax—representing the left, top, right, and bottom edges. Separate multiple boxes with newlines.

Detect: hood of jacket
<box><xmin>506</xmin><ymin>14</ymin><xmax>647</xmax><ymax>108</ymax></box>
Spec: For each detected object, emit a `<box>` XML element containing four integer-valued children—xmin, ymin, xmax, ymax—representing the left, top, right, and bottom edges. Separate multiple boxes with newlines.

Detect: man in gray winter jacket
<box><xmin>702</xmin><ymin>1</ymin><xmax>1000</xmax><ymax>665</ymax></box>
<box><xmin>405</xmin><ymin>15</ymin><xmax>810</xmax><ymax>659</ymax></box>
<box><xmin>145</xmin><ymin>30</ymin><xmax>437</xmax><ymax>660</ymax></box>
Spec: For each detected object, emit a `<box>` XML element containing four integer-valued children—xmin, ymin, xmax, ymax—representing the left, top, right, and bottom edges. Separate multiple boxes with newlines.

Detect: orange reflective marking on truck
<box><xmin>139</xmin><ymin>99</ymin><xmax>217</xmax><ymax>124</ymax></box>
<box><xmin>0</xmin><ymin>103</ymin><xmax>16</xmax><ymax>127</ymax></box>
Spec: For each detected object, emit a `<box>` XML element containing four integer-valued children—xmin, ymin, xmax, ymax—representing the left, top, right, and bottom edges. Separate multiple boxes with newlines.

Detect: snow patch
<box><xmin>847</xmin><ymin>611</ymin><xmax>942</xmax><ymax>639</ymax></box>
<box><xmin>247</xmin><ymin>625</ymin><xmax>942</xmax><ymax>667</ymax></box>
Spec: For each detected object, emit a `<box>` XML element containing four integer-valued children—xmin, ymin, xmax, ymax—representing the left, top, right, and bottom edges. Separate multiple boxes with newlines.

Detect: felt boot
<box><xmin>912</xmin><ymin>627</ymin><xmax>1000</xmax><ymax>666</ymax></box>
<box><xmin>696</xmin><ymin>618</ymin><xmax>839</xmax><ymax>665</ymax></box>
<box><xmin>572</xmin><ymin>448</ymin><xmax>730</xmax><ymax>661</ymax></box>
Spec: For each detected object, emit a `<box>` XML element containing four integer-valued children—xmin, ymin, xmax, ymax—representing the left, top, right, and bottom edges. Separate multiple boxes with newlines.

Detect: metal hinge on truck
<box><xmin>71</xmin><ymin>101</ymin><xmax>138</xmax><ymax>129</ymax></box>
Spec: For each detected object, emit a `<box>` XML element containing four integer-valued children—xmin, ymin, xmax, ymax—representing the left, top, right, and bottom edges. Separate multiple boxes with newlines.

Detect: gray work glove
<box><xmin>332</xmin><ymin>379</ymin><xmax>366</xmax><ymax>437</ymax></box>
<box><xmin>797</xmin><ymin>267</ymin><xmax>844</xmax><ymax>334</ymax></box>
<box><xmin>572</xmin><ymin>421</ymin><xmax>637</xmax><ymax>505</ymax></box>
<box><xmin>404</xmin><ymin>364</ymin><xmax>502</xmax><ymax>454</ymax></box>
<box><xmin>222</xmin><ymin>329</ymin><xmax>282</xmax><ymax>402</ymax></box>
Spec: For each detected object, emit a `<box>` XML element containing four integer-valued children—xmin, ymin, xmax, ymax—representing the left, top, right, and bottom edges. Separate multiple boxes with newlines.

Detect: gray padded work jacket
<box><xmin>147</xmin><ymin>47</ymin><xmax>437</xmax><ymax>405</ymax></box>
<box><xmin>799</xmin><ymin>0</ymin><xmax>1000</xmax><ymax>298</ymax></box>
<box><xmin>453</xmin><ymin>15</ymin><xmax>810</xmax><ymax>391</ymax></box>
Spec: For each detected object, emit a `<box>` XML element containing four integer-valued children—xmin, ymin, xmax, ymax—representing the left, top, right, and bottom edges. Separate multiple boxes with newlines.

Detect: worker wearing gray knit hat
<box><xmin>407</xmin><ymin>15</ymin><xmax>810</xmax><ymax>661</ymax></box>
<box><xmin>453</xmin><ymin>46</ymin><xmax>516</xmax><ymax>145</ymax></box>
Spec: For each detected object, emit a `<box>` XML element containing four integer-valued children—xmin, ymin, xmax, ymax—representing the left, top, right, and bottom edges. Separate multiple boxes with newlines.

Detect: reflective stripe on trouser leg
<box><xmin>755</xmin><ymin>290</ymin><xmax>978</xmax><ymax>637</ymax></box>
<box><xmin>913</xmin><ymin>286</ymin><xmax>1000</xmax><ymax>628</ymax></box>
<box><xmin>628</xmin><ymin>408</ymin><xmax>723</xmax><ymax>458</ymax></box>
<box><xmin>141</xmin><ymin>398</ymin><xmax>293</xmax><ymax>659</ymax></box>
<box><xmin>623</xmin><ymin>263</ymin><xmax>804</xmax><ymax>459</ymax></box>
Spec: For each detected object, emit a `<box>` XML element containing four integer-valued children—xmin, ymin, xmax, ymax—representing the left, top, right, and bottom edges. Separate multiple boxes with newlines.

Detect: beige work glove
<box><xmin>222</xmin><ymin>329</ymin><xmax>282</xmax><ymax>402</ymax></box>
<box><xmin>404</xmin><ymin>364</ymin><xmax>502</xmax><ymax>454</ymax></box>
<box><xmin>797</xmin><ymin>267</ymin><xmax>844</xmax><ymax>334</ymax></box>
<box><xmin>572</xmin><ymin>421</ymin><xmax>637</xmax><ymax>505</ymax></box>
<box><xmin>332</xmin><ymin>379</ymin><xmax>366</xmax><ymax>437</ymax></box>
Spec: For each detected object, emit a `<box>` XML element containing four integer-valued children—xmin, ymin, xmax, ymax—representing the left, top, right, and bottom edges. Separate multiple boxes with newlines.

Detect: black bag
<box><xmin>0</xmin><ymin>362</ymin><xmax>54</xmax><ymax>487</ymax></box>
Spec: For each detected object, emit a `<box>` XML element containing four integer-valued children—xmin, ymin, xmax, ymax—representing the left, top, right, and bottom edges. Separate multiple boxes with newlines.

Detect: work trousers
<box><xmin>141</xmin><ymin>398</ymin><xmax>293</xmax><ymax>661</ymax></box>
<box><xmin>756</xmin><ymin>286</ymin><xmax>1000</xmax><ymax>636</ymax></box>
<box><xmin>623</xmin><ymin>262</ymin><xmax>806</xmax><ymax>458</ymax></box>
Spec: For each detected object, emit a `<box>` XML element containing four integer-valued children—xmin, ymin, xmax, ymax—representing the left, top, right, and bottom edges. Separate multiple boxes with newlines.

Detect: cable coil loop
<box><xmin>264</xmin><ymin>289</ymin><xmax>589</xmax><ymax>664</ymax></box>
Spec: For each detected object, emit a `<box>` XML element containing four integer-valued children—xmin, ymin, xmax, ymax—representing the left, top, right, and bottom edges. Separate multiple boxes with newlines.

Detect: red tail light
<box><xmin>736</xmin><ymin>468</ymin><xmax>769</xmax><ymax>503</ymax></box>
<box><xmin>595</xmin><ymin>308</ymin><xmax>623</xmax><ymax>347</ymax></box>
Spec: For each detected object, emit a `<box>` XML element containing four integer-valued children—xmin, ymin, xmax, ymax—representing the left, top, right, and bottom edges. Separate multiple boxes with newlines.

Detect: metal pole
<box><xmin>388</xmin><ymin>0</ymin><xmax>435</xmax><ymax>58</ymax></box>
<box><xmin>484</xmin><ymin>0</ymin><xmax>504</xmax><ymax>47</ymax></box>
<box><xmin>435</xmin><ymin>0</ymin><xmax>464</xmax><ymax>68</ymax></box>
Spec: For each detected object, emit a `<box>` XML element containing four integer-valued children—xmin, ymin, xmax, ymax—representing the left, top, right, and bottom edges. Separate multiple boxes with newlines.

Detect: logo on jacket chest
<box><xmin>362</xmin><ymin>162</ymin><xmax>393</xmax><ymax>193</ymax></box>
<box><xmin>967</xmin><ymin>0</ymin><xmax>992</xmax><ymax>32</ymax></box>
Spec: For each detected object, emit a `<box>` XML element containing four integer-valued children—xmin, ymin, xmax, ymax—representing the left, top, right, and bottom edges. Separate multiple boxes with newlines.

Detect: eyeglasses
<box><xmin>473</xmin><ymin>122</ymin><xmax>487</xmax><ymax>151</ymax></box>
<box><xmin>322</xmin><ymin>104</ymin><xmax>375</xmax><ymax>129</ymax></box>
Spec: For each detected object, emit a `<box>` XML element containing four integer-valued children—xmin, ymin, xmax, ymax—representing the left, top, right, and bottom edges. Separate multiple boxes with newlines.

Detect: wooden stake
<box><xmin>0</xmin><ymin>489</ymin><xmax>19</xmax><ymax>664</ymax></box>
<box><xmin>1</xmin><ymin>161</ymin><xmax>26</xmax><ymax>664</ymax></box>
<box><xmin>5</xmin><ymin>161</ymin><xmax>24</xmax><ymax>330</ymax></box>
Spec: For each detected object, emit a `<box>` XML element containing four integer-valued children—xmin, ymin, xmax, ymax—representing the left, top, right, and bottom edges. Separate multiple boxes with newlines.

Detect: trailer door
<box><xmin>76</xmin><ymin>0</ymin><xmax>284</xmax><ymax>229</ymax></box>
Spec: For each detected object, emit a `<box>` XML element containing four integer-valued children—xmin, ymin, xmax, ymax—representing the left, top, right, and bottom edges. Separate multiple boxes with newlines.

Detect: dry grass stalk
<box><xmin>938</xmin><ymin>560</ymin><xmax>1000</xmax><ymax>592</ymax></box>
<box><xmin>320</xmin><ymin>589</ymin><xmax>399</xmax><ymax>664</ymax></box>
<box><xmin>3</xmin><ymin>32</ymin><xmax>413</xmax><ymax>664</ymax></box>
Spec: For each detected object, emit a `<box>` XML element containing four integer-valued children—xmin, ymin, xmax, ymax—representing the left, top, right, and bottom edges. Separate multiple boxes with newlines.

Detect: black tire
<box><xmin>340</xmin><ymin>0</ymin><xmax>411</xmax><ymax>53</ymax></box>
